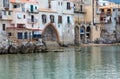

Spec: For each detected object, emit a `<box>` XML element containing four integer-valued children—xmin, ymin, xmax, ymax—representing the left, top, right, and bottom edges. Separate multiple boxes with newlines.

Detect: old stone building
<box><xmin>38</xmin><ymin>0</ymin><xmax>75</xmax><ymax>45</ymax></box>
<box><xmin>0</xmin><ymin>0</ymin><xmax>75</xmax><ymax>45</ymax></box>
<box><xmin>73</xmin><ymin>0</ymin><xmax>101</xmax><ymax>44</ymax></box>
<box><xmin>99</xmin><ymin>5</ymin><xmax>120</xmax><ymax>42</ymax></box>
<box><xmin>0</xmin><ymin>0</ymin><xmax>41</xmax><ymax>45</ymax></box>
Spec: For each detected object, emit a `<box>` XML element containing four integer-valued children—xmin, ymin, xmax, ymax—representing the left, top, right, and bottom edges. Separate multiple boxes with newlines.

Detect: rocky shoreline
<box><xmin>0</xmin><ymin>40</ymin><xmax>67</xmax><ymax>54</ymax></box>
<box><xmin>0</xmin><ymin>40</ymin><xmax>48</xmax><ymax>54</ymax></box>
<box><xmin>0</xmin><ymin>40</ymin><xmax>120</xmax><ymax>54</ymax></box>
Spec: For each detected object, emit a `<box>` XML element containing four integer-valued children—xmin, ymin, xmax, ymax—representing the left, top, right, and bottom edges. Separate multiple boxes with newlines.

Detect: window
<box><xmin>67</xmin><ymin>2</ymin><xmax>71</xmax><ymax>9</ymax></box>
<box><xmin>17</xmin><ymin>24</ymin><xmax>24</xmax><ymax>28</ymax></box>
<box><xmin>80</xmin><ymin>5</ymin><xmax>83</xmax><ymax>12</ymax></box>
<box><xmin>3</xmin><ymin>0</ymin><xmax>9</xmax><ymax>8</ymax></box>
<box><xmin>48</xmin><ymin>1</ymin><xmax>51</xmax><ymax>8</ymax></box>
<box><xmin>8</xmin><ymin>32</ymin><xmax>12</xmax><ymax>36</ymax></box>
<box><xmin>118</xmin><ymin>8</ymin><xmax>120</xmax><ymax>11</ymax></box>
<box><xmin>22</xmin><ymin>8</ymin><xmax>25</xmax><ymax>12</ymax></box>
<box><xmin>107</xmin><ymin>9</ymin><xmax>111</xmax><ymax>12</ymax></box>
<box><xmin>67</xmin><ymin>16</ymin><xmax>70</xmax><ymax>23</ymax></box>
<box><xmin>31</xmin><ymin>15</ymin><xmax>34</xmax><ymax>22</ymax></box>
<box><xmin>107</xmin><ymin>9</ymin><xmax>111</xmax><ymax>14</ymax></box>
<box><xmin>17</xmin><ymin>13</ymin><xmax>22</xmax><ymax>19</ymax></box>
<box><xmin>101</xmin><ymin>9</ymin><xmax>104</xmax><ymax>13</ymax></box>
<box><xmin>58</xmin><ymin>2</ymin><xmax>60</xmax><ymax>5</ymax></box>
<box><xmin>58</xmin><ymin>16</ymin><xmax>62</xmax><ymax>23</ymax></box>
<box><xmin>24</xmin><ymin>32</ymin><xmax>28</xmax><ymax>39</ymax></box>
<box><xmin>2</xmin><ymin>24</ymin><xmax>6</xmax><ymax>31</ymax></box>
<box><xmin>32</xmin><ymin>24</ymin><xmax>34</xmax><ymax>27</ymax></box>
<box><xmin>0</xmin><ymin>12</ymin><xmax>2</xmax><ymax>18</ymax></box>
<box><xmin>113</xmin><ymin>9</ymin><xmax>115</xmax><ymax>11</ymax></box>
<box><xmin>23</xmin><ymin>15</ymin><xmax>25</xmax><ymax>19</ymax></box>
<box><xmin>100</xmin><ymin>17</ymin><xmax>105</xmax><ymax>22</ymax></box>
<box><xmin>103</xmin><ymin>3</ymin><xmax>106</xmax><ymax>6</ymax></box>
<box><xmin>119</xmin><ymin>17</ymin><xmax>120</xmax><ymax>24</ymax></box>
<box><xmin>30</xmin><ymin>5</ymin><xmax>34</xmax><ymax>12</ymax></box>
<box><xmin>4</xmin><ymin>11</ymin><xmax>6</xmax><ymax>15</ymax></box>
<box><xmin>29</xmin><ymin>32</ymin><xmax>32</xmax><ymax>39</ymax></box>
<box><xmin>8</xmin><ymin>11</ymin><xmax>11</xmax><ymax>15</ymax></box>
<box><xmin>3</xmin><ymin>0</ymin><xmax>6</xmax><ymax>7</ymax></box>
<box><xmin>61</xmin><ymin>2</ymin><xmax>63</xmax><ymax>6</ymax></box>
<box><xmin>50</xmin><ymin>15</ymin><xmax>54</xmax><ymax>23</ymax></box>
<box><xmin>35</xmin><ymin>6</ymin><xmax>37</xmax><ymax>9</ymax></box>
<box><xmin>74</xmin><ymin>4</ymin><xmax>76</xmax><ymax>11</ymax></box>
<box><xmin>42</xmin><ymin>14</ymin><xmax>47</xmax><ymax>23</ymax></box>
<box><xmin>13</xmin><ymin>4</ymin><xmax>18</xmax><ymax>8</ymax></box>
<box><xmin>17</xmin><ymin>32</ymin><xmax>23</xmax><ymax>39</ymax></box>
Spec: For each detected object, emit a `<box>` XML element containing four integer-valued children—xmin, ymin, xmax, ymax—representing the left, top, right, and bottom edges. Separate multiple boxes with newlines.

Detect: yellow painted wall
<box><xmin>91</xmin><ymin>25</ymin><xmax>101</xmax><ymax>41</ymax></box>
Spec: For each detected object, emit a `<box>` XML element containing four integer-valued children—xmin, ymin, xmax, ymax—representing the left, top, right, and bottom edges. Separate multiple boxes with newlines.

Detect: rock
<box><xmin>7</xmin><ymin>44</ymin><xmax>18</xmax><ymax>54</ymax></box>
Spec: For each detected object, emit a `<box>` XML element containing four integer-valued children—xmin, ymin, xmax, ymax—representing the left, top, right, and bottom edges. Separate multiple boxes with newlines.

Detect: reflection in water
<box><xmin>0</xmin><ymin>47</ymin><xmax>120</xmax><ymax>79</ymax></box>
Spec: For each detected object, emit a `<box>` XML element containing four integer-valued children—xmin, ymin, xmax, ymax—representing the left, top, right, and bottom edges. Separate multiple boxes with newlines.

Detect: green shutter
<box><xmin>30</xmin><ymin>5</ymin><xmax>34</xmax><ymax>12</ymax></box>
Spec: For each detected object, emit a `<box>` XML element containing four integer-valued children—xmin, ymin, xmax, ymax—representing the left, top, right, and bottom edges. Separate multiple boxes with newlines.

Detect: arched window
<box><xmin>42</xmin><ymin>14</ymin><xmax>47</xmax><ymax>23</ymax></box>
<box><xmin>58</xmin><ymin>16</ymin><xmax>62</xmax><ymax>23</ymax></box>
<box><xmin>50</xmin><ymin>15</ymin><xmax>54</xmax><ymax>23</ymax></box>
<box><xmin>80</xmin><ymin>26</ymin><xmax>85</xmax><ymax>33</ymax></box>
<box><xmin>86</xmin><ymin>26</ymin><xmax>91</xmax><ymax>33</ymax></box>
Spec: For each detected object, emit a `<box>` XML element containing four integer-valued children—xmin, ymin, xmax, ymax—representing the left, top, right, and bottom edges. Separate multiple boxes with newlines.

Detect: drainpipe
<box><xmin>84</xmin><ymin>25</ymin><xmax>87</xmax><ymax>43</ymax></box>
<box><xmin>92</xmin><ymin>0</ymin><xmax>95</xmax><ymax>25</ymax></box>
<box><xmin>79</xmin><ymin>26</ymin><xmax>80</xmax><ymax>44</ymax></box>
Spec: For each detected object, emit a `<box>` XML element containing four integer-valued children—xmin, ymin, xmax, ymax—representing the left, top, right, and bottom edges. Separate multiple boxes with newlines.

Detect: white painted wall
<box><xmin>37</xmin><ymin>0</ymin><xmax>49</xmax><ymax>9</ymax></box>
<box><xmin>39</xmin><ymin>0</ymin><xmax>75</xmax><ymax>44</ymax></box>
<box><xmin>0</xmin><ymin>21</ymin><xmax>11</xmax><ymax>44</ymax></box>
<box><xmin>51</xmin><ymin>1</ymin><xmax>74</xmax><ymax>14</ymax></box>
<box><xmin>0</xmin><ymin>0</ymin><xmax>75</xmax><ymax>44</ymax></box>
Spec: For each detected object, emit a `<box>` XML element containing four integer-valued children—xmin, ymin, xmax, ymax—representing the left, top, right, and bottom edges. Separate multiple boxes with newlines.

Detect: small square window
<box><xmin>8</xmin><ymin>33</ymin><xmax>12</xmax><ymax>36</ymax></box>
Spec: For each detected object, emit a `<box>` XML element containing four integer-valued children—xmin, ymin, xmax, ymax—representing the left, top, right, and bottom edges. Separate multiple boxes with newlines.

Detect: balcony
<box><xmin>0</xmin><ymin>15</ymin><xmax>12</xmax><ymax>21</ymax></box>
<box><xmin>74</xmin><ymin>8</ymin><xmax>86</xmax><ymax>14</ymax></box>
<box><xmin>26</xmin><ymin>9</ymin><xmax>39</xmax><ymax>14</ymax></box>
<box><xmin>27</xmin><ymin>18</ymin><xmax>38</xmax><ymax>24</ymax></box>
<box><xmin>100</xmin><ymin>20</ymin><xmax>111</xmax><ymax>24</ymax></box>
<box><xmin>0</xmin><ymin>11</ymin><xmax>12</xmax><ymax>21</ymax></box>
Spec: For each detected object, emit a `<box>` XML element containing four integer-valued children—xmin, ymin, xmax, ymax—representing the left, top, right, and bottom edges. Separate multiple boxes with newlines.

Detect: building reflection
<box><xmin>0</xmin><ymin>47</ymin><xmax>120</xmax><ymax>79</ymax></box>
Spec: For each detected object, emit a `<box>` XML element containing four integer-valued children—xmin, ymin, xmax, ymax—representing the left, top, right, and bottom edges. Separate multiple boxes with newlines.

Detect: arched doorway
<box><xmin>75</xmin><ymin>26</ymin><xmax>79</xmax><ymax>44</ymax></box>
<box><xmin>86</xmin><ymin>26</ymin><xmax>91</xmax><ymax>40</ymax></box>
<box><xmin>80</xmin><ymin>26</ymin><xmax>85</xmax><ymax>43</ymax></box>
<box><xmin>42</xmin><ymin>23</ymin><xmax>59</xmax><ymax>42</ymax></box>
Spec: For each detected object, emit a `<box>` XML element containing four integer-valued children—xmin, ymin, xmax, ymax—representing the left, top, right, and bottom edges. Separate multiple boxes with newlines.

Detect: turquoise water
<box><xmin>0</xmin><ymin>46</ymin><xmax>120</xmax><ymax>79</ymax></box>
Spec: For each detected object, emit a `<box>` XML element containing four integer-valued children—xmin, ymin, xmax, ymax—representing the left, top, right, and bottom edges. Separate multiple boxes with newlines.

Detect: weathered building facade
<box><xmin>38</xmin><ymin>0</ymin><xmax>75</xmax><ymax>45</ymax></box>
<box><xmin>99</xmin><ymin>5</ymin><xmax>120</xmax><ymax>42</ymax></box>
<box><xmin>0</xmin><ymin>0</ymin><xmax>75</xmax><ymax>45</ymax></box>
<box><xmin>73</xmin><ymin>0</ymin><xmax>101</xmax><ymax>44</ymax></box>
<box><xmin>0</xmin><ymin>0</ymin><xmax>41</xmax><ymax>45</ymax></box>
